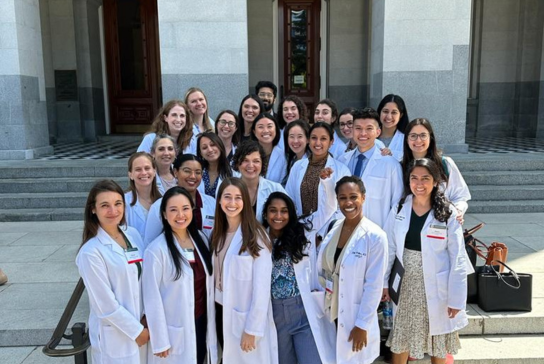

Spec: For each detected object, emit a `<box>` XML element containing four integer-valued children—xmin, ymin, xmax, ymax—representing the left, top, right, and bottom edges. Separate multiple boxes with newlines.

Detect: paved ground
<box><xmin>0</xmin><ymin>212</ymin><xmax>542</xmax><ymax>363</ymax></box>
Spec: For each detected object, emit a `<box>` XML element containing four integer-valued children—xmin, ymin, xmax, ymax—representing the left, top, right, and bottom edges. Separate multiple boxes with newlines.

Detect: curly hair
<box><xmin>277</xmin><ymin>95</ymin><xmax>308</xmax><ymax>129</ymax></box>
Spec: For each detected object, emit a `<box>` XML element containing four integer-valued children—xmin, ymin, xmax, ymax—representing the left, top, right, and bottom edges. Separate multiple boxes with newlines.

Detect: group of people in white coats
<box><xmin>76</xmin><ymin>88</ymin><xmax>473</xmax><ymax>364</ymax></box>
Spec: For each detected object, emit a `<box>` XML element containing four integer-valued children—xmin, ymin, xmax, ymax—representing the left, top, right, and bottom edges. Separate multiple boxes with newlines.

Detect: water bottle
<box><xmin>382</xmin><ymin>301</ymin><xmax>393</xmax><ymax>330</ymax></box>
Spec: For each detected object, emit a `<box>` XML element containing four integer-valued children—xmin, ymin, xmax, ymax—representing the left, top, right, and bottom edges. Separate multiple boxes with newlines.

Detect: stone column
<box><xmin>370</xmin><ymin>0</ymin><xmax>471</xmax><ymax>153</ymax></box>
<box><xmin>157</xmin><ymin>0</ymin><xmax>249</xmax><ymax>118</ymax></box>
<box><xmin>0</xmin><ymin>0</ymin><xmax>53</xmax><ymax>159</ymax></box>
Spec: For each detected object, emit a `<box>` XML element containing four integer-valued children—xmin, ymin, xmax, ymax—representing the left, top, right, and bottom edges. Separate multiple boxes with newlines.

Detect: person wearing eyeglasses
<box><xmin>214</xmin><ymin>110</ymin><xmax>239</xmax><ymax>163</ymax></box>
<box><xmin>144</xmin><ymin>154</ymin><xmax>216</xmax><ymax>248</ymax></box>
<box><xmin>337</xmin><ymin>108</ymin><xmax>403</xmax><ymax>228</ymax></box>
<box><xmin>255</xmin><ymin>81</ymin><xmax>278</xmax><ymax>116</ymax></box>
<box><xmin>376</xmin><ymin>95</ymin><xmax>409</xmax><ymax>162</ymax></box>
<box><xmin>338</xmin><ymin>107</ymin><xmax>358</xmax><ymax>152</ymax></box>
<box><xmin>401</xmin><ymin>118</ymin><xmax>471</xmax><ymax>223</ymax></box>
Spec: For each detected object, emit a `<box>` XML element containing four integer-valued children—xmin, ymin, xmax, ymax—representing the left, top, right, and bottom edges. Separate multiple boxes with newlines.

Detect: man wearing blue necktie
<box><xmin>338</xmin><ymin>108</ymin><xmax>403</xmax><ymax>228</ymax></box>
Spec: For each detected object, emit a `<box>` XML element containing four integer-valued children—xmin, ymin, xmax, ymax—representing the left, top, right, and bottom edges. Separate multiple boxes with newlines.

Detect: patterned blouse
<box><xmin>271</xmin><ymin>247</ymin><xmax>300</xmax><ymax>299</ymax></box>
<box><xmin>300</xmin><ymin>156</ymin><xmax>327</xmax><ymax>215</ymax></box>
<box><xmin>202</xmin><ymin>169</ymin><xmax>219</xmax><ymax>197</ymax></box>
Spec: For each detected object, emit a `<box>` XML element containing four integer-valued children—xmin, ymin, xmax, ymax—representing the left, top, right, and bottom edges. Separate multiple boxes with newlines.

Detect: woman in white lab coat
<box><xmin>76</xmin><ymin>180</ymin><xmax>148</xmax><ymax>364</ymax></box>
<box><xmin>125</xmin><ymin>152</ymin><xmax>162</xmax><ymax>240</ymax></box>
<box><xmin>377</xmin><ymin>94</ymin><xmax>409</xmax><ymax>161</ymax></box>
<box><xmin>137</xmin><ymin>99</ymin><xmax>196</xmax><ymax>155</ymax></box>
<box><xmin>263</xmin><ymin>192</ymin><xmax>336</xmax><ymax>364</ymax></box>
<box><xmin>211</xmin><ymin>177</ymin><xmax>278</xmax><ymax>364</ymax></box>
<box><xmin>150</xmin><ymin>134</ymin><xmax>178</xmax><ymax>195</ymax></box>
<box><xmin>196</xmin><ymin>132</ymin><xmax>233</xmax><ymax>197</ymax></box>
<box><xmin>250</xmin><ymin>113</ymin><xmax>288</xmax><ymax>184</ymax></box>
<box><xmin>143</xmin><ymin>187</ymin><xmax>218</xmax><ymax>364</ymax></box>
<box><xmin>316</xmin><ymin>176</ymin><xmax>388</xmax><ymax>364</ymax></box>
<box><xmin>285</xmin><ymin>122</ymin><xmax>350</xmax><ymax>246</ymax></box>
<box><xmin>313</xmin><ymin>99</ymin><xmax>347</xmax><ymax>158</ymax></box>
<box><xmin>383</xmin><ymin>158</ymin><xmax>468</xmax><ymax>364</ymax></box>
<box><xmin>214</xmin><ymin>110</ymin><xmax>239</xmax><ymax>163</ymax></box>
<box><xmin>231</xmin><ymin>140</ymin><xmax>286</xmax><ymax>222</ymax></box>
<box><xmin>283</xmin><ymin>119</ymin><xmax>310</xmax><ymax>186</ymax></box>
<box><xmin>401</xmin><ymin>118</ymin><xmax>471</xmax><ymax>222</ymax></box>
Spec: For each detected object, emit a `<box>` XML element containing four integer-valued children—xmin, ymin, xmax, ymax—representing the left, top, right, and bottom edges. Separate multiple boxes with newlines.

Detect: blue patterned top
<box><xmin>202</xmin><ymin>169</ymin><xmax>219</xmax><ymax>197</ymax></box>
<box><xmin>271</xmin><ymin>247</ymin><xmax>300</xmax><ymax>299</ymax></box>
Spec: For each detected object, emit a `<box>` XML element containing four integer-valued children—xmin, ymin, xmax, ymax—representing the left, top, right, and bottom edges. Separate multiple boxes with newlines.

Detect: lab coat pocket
<box><xmin>310</xmin><ymin>291</ymin><xmax>326</xmax><ymax>318</ymax></box>
<box><xmin>232</xmin><ymin>255</ymin><xmax>253</xmax><ymax>281</ymax></box>
<box><xmin>102</xmin><ymin>325</ymin><xmax>138</xmax><ymax>359</ymax></box>
<box><xmin>167</xmin><ymin>325</ymin><xmax>185</xmax><ymax>355</ymax></box>
<box><xmin>436</xmin><ymin>271</ymin><xmax>449</xmax><ymax>300</ymax></box>
<box><xmin>232</xmin><ymin>309</ymin><xmax>249</xmax><ymax>339</ymax></box>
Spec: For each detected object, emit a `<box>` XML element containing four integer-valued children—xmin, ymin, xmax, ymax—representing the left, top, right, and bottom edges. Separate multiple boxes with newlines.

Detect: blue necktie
<box><xmin>353</xmin><ymin>154</ymin><xmax>366</xmax><ymax>177</ymax></box>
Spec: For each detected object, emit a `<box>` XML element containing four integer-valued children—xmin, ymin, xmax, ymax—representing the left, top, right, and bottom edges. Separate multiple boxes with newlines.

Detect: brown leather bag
<box><xmin>486</xmin><ymin>242</ymin><xmax>508</xmax><ymax>272</ymax></box>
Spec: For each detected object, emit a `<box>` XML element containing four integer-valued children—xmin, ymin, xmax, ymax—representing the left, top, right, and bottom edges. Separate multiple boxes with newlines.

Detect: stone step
<box><xmin>453</xmin><ymin>155</ymin><xmax>544</xmax><ymax>172</ymax></box>
<box><xmin>463</xmin><ymin>170</ymin><xmax>544</xmax><ymax>185</ymax></box>
<box><xmin>0</xmin><ymin>177</ymin><xmax>129</xmax><ymax>194</ymax></box>
<box><xmin>0</xmin><ymin>208</ymin><xmax>83</xmax><ymax>222</ymax></box>
<box><xmin>0</xmin><ymin>193</ymin><xmax>87</xmax><ymax>210</ymax></box>
<box><xmin>469</xmin><ymin>185</ymin><xmax>544</xmax><ymax>201</ymax></box>
<box><xmin>467</xmin><ymin>200</ymin><xmax>544</xmax><ymax>213</ymax></box>
<box><xmin>0</xmin><ymin>160</ymin><xmax>128</xmax><ymax>179</ymax></box>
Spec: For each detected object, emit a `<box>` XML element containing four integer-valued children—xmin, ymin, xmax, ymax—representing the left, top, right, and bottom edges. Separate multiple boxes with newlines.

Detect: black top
<box><xmin>404</xmin><ymin>209</ymin><xmax>431</xmax><ymax>252</ymax></box>
<box><xmin>334</xmin><ymin>247</ymin><xmax>343</xmax><ymax>265</ymax></box>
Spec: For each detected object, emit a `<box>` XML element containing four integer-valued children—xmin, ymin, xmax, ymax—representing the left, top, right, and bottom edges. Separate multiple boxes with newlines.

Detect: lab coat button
<box><xmin>340</xmin><ymin>323</ymin><xmax>344</xmax><ymax>328</ymax></box>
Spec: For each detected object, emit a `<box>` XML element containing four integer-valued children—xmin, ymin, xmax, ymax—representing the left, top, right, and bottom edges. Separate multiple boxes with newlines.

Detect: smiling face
<box><xmin>129</xmin><ymin>156</ymin><xmax>156</xmax><ymax>189</ymax></box>
<box><xmin>199</xmin><ymin>136</ymin><xmax>220</xmax><ymax>163</ymax></box>
<box><xmin>314</xmin><ymin>104</ymin><xmax>334</xmax><ymax>124</ymax></box>
<box><xmin>282</xmin><ymin>101</ymin><xmax>300</xmax><ymax>124</ymax></box>
<box><xmin>287</xmin><ymin>125</ymin><xmax>308</xmax><ymax>157</ymax></box>
<box><xmin>253</xmin><ymin>117</ymin><xmax>276</xmax><ymax>146</ymax></box>
<box><xmin>336</xmin><ymin>182</ymin><xmax>365</xmax><ymax>221</ymax></box>
<box><xmin>220</xmin><ymin>185</ymin><xmax>244</xmax><ymax>219</ymax></box>
<box><xmin>187</xmin><ymin>91</ymin><xmax>207</xmax><ymax>116</ymax></box>
<box><xmin>92</xmin><ymin>191</ymin><xmax>124</xmax><ymax>229</ymax></box>
<box><xmin>163</xmin><ymin>105</ymin><xmax>186</xmax><ymax>134</ymax></box>
<box><xmin>265</xmin><ymin>198</ymin><xmax>289</xmax><ymax>236</ymax></box>
<box><xmin>152</xmin><ymin>138</ymin><xmax>176</xmax><ymax>168</ymax></box>
<box><xmin>407</xmin><ymin>125</ymin><xmax>430</xmax><ymax>158</ymax></box>
<box><xmin>409</xmin><ymin>166</ymin><xmax>436</xmax><ymax>200</ymax></box>
<box><xmin>242</xmin><ymin>98</ymin><xmax>260</xmax><ymax>122</ymax></box>
<box><xmin>353</xmin><ymin>118</ymin><xmax>381</xmax><ymax>153</ymax></box>
<box><xmin>174</xmin><ymin>160</ymin><xmax>202</xmax><ymax>193</ymax></box>
<box><xmin>238</xmin><ymin>151</ymin><xmax>262</xmax><ymax>180</ymax></box>
<box><xmin>164</xmin><ymin>193</ymin><xmax>193</xmax><ymax>233</ymax></box>
<box><xmin>380</xmin><ymin>102</ymin><xmax>401</xmax><ymax>132</ymax></box>
<box><xmin>216</xmin><ymin>113</ymin><xmax>237</xmax><ymax>140</ymax></box>
<box><xmin>339</xmin><ymin>113</ymin><xmax>354</xmax><ymax>139</ymax></box>
<box><xmin>309</xmin><ymin>127</ymin><xmax>333</xmax><ymax>159</ymax></box>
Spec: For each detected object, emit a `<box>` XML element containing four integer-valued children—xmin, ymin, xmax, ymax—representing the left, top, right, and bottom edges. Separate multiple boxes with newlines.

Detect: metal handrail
<box><xmin>42</xmin><ymin>278</ymin><xmax>91</xmax><ymax>357</ymax></box>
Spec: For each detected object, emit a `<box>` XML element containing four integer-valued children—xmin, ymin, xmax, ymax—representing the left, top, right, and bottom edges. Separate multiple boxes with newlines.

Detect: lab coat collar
<box><xmin>339</xmin><ymin>217</ymin><xmax>370</xmax><ymax>265</ymax></box>
<box><xmin>96</xmin><ymin>226</ymin><xmax>126</xmax><ymax>256</ymax></box>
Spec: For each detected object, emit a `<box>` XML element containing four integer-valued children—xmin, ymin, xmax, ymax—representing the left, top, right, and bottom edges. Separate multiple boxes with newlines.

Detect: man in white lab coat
<box><xmin>338</xmin><ymin>108</ymin><xmax>403</xmax><ymax>228</ymax></box>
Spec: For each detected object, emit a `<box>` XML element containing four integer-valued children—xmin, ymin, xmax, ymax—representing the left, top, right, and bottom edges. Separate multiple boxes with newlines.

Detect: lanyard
<box><xmin>121</xmin><ymin>232</ymin><xmax>142</xmax><ymax>280</ymax></box>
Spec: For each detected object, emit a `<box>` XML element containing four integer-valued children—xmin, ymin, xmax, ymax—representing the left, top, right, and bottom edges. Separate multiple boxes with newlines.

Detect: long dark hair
<box><xmin>127</xmin><ymin>152</ymin><xmax>162</xmax><ymax>206</ymax></box>
<box><xmin>277</xmin><ymin>95</ymin><xmax>308</xmax><ymax>129</ymax></box>
<box><xmin>309</xmin><ymin>122</ymin><xmax>334</xmax><ymax>158</ymax></box>
<box><xmin>405</xmin><ymin>158</ymin><xmax>451</xmax><ymax>222</ymax></box>
<box><xmin>237</xmin><ymin>94</ymin><xmax>265</xmax><ymax>141</ymax></box>
<box><xmin>82</xmin><ymin>180</ymin><xmax>126</xmax><ymax>246</ymax></box>
<box><xmin>262</xmin><ymin>192</ymin><xmax>309</xmax><ymax>263</ymax></box>
<box><xmin>377</xmin><ymin>94</ymin><xmax>409</xmax><ymax>134</ymax></box>
<box><xmin>283</xmin><ymin>119</ymin><xmax>310</xmax><ymax>173</ymax></box>
<box><xmin>250</xmin><ymin>113</ymin><xmax>281</xmax><ymax>147</ymax></box>
<box><xmin>197</xmin><ymin>132</ymin><xmax>233</xmax><ymax>179</ymax></box>
<box><xmin>211</xmin><ymin>177</ymin><xmax>271</xmax><ymax>257</ymax></box>
<box><xmin>401</xmin><ymin>118</ymin><xmax>448</xmax><ymax>183</ymax></box>
<box><xmin>160</xmin><ymin>187</ymin><xmax>213</xmax><ymax>280</ymax></box>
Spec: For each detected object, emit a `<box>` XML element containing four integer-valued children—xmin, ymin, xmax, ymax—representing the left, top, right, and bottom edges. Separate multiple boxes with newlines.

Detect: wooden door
<box><xmin>104</xmin><ymin>0</ymin><xmax>162</xmax><ymax>134</ymax></box>
<box><xmin>279</xmin><ymin>0</ymin><xmax>321</xmax><ymax>118</ymax></box>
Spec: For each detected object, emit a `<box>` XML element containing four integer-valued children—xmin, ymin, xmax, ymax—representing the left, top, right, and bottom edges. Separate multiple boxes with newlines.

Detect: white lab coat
<box><xmin>330</xmin><ymin>131</ymin><xmax>348</xmax><ymax>159</ymax></box>
<box><xmin>383</xmin><ymin>195</ymin><xmax>468</xmax><ymax>335</ymax></box>
<box><xmin>143</xmin><ymin>233</ymin><xmax>218</xmax><ymax>364</ymax></box>
<box><xmin>338</xmin><ymin>147</ymin><xmax>403</xmax><ymax>228</ymax></box>
<box><xmin>76</xmin><ymin>226</ymin><xmax>146</xmax><ymax>364</ymax></box>
<box><xmin>265</xmin><ymin>145</ymin><xmax>288</xmax><ymax>184</ymax></box>
<box><xmin>316</xmin><ymin>218</ymin><xmax>388</xmax><ymax>364</ymax></box>
<box><xmin>137</xmin><ymin>132</ymin><xmax>197</xmax><ymax>155</ymax></box>
<box><xmin>144</xmin><ymin>192</ymin><xmax>216</xmax><ymax>248</ymax></box>
<box><xmin>253</xmin><ymin>177</ymin><xmax>287</xmax><ymax>223</ymax></box>
<box><xmin>219</xmin><ymin>226</ymin><xmax>278</xmax><ymax>364</ymax></box>
<box><xmin>443</xmin><ymin>156</ymin><xmax>471</xmax><ymax>216</ymax></box>
<box><xmin>124</xmin><ymin>192</ymin><xmax>149</xmax><ymax>241</ymax></box>
<box><xmin>380</xmin><ymin>130</ymin><xmax>404</xmax><ymax>162</ymax></box>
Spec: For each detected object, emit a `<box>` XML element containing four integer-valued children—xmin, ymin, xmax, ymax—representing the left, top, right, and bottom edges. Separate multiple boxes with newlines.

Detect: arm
<box><xmin>445</xmin><ymin>157</ymin><xmax>471</xmax><ymax>216</ymax></box>
<box><xmin>143</xmin><ymin>202</ymin><xmax>163</xmax><ymax>249</ymax></box>
<box><xmin>245</xmin><ymin>241</ymin><xmax>273</xmax><ymax>337</ymax></box>
<box><xmin>446</xmin><ymin>210</ymin><xmax>468</xmax><ymax>310</ymax></box>
<box><xmin>382</xmin><ymin>207</ymin><xmax>398</xmax><ymax>288</ymax></box>
<box><xmin>137</xmin><ymin>134</ymin><xmax>154</xmax><ymax>153</ymax></box>
<box><xmin>390</xmin><ymin>162</ymin><xmax>404</xmax><ymax>210</ymax></box>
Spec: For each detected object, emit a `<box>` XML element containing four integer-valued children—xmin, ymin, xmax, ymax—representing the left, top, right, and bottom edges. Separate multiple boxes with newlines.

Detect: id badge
<box><xmin>427</xmin><ymin>224</ymin><xmax>447</xmax><ymax>240</ymax></box>
<box><xmin>182</xmin><ymin>248</ymin><xmax>196</xmax><ymax>263</ymax></box>
<box><xmin>125</xmin><ymin>248</ymin><xmax>142</xmax><ymax>264</ymax></box>
<box><xmin>325</xmin><ymin>279</ymin><xmax>334</xmax><ymax>294</ymax></box>
<box><xmin>203</xmin><ymin>215</ymin><xmax>215</xmax><ymax>231</ymax></box>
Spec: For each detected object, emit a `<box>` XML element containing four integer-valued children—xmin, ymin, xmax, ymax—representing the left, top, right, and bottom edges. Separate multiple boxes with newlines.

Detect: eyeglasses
<box><xmin>408</xmin><ymin>133</ymin><xmax>429</xmax><ymax>141</ymax></box>
<box><xmin>217</xmin><ymin>120</ymin><xmax>236</xmax><ymax>128</ymax></box>
<box><xmin>339</xmin><ymin>121</ymin><xmax>353</xmax><ymax>129</ymax></box>
<box><xmin>258</xmin><ymin>92</ymin><xmax>274</xmax><ymax>98</ymax></box>
<box><xmin>180</xmin><ymin>168</ymin><xmax>202</xmax><ymax>177</ymax></box>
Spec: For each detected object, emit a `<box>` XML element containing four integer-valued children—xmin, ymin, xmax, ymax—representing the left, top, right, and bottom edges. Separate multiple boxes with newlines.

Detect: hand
<box><xmin>380</xmin><ymin>147</ymin><xmax>392</xmax><ymax>156</ymax></box>
<box><xmin>448</xmin><ymin>307</ymin><xmax>460</xmax><ymax>318</ymax></box>
<box><xmin>140</xmin><ymin>315</ymin><xmax>148</xmax><ymax>328</ymax></box>
<box><xmin>240</xmin><ymin>332</ymin><xmax>256</xmax><ymax>352</ymax></box>
<box><xmin>320</xmin><ymin>167</ymin><xmax>333</xmax><ymax>180</ymax></box>
<box><xmin>381</xmin><ymin>288</ymin><xmax>390</xmax><ymax>302</ymax></box>
<box><xmin>135</xmin><ymin>327</ymin><xmax>150</xmax><ymax>347</ymax></box>
<box><xmin>155</xmin><ymin>349</ymin><xmax>169</xmax><ymax>358</ymax></box>
<box><xmin>456</xmin><ymin>213</ymin><xmax>465</xmax><ymax>225</ymax></box>
<box><xmin>348</xmin><ymin>326</ymin><xmax>367</xmax><ymax>352</ymax></box>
